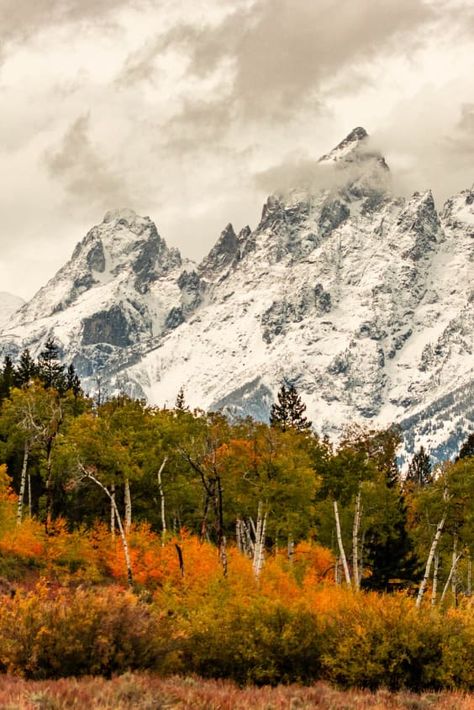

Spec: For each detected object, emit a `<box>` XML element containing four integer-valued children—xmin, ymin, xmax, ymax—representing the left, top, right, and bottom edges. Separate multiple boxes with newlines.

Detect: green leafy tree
<box><xmin>0</xmin><ymin>383</ymin><xmax>63</xmax><ymax>525</ymax></box>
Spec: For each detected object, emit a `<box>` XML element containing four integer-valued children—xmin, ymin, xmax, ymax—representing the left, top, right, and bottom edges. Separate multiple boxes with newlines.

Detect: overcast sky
<box><xmin>1</xmin><ymin>0</ymin><xmax>473</xmax><ymax>299</ymax></box>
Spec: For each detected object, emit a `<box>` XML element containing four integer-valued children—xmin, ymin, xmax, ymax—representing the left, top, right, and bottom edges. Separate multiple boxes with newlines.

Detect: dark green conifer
<box><xmin>363</xmin><ymin>493</ymin><xmax>420</xmax><ymax>592</ymax></box>
<box><xmin>0</xmin><ymin>355</ymin><xmax>16</xmax><ymax>400</ymax></box>
<box><xmin>37</xmin><ymin>338</ymin><xmax>66</xmax><ymax>392</ymax></box>
<box><xmin>175</xmin><ymin>386</ymin><xmax>187</xmax><ymax>411</ymax></box>
<box><xmin>270</xmin><ymin>382</ymin><xmax>312</xmax><ymax>432</ymax></box>
<box><xmin>457</xmin><ymin>432</ymin><xmax>474</xmax><ymax>460</ymax></box>
<box><xmin>65</xmin><ymin>364</ymin><xmax>82</xmax><ymax>397</ymax></box>
<box><xmin>405</xmin><ymin>446</ymin><xmax>432</xmax><ymax>487</ymax></box>
<box><xmin>15</xmin><ymin>348</ymin><xmax>37</xmax><ymax>386</ymax></box>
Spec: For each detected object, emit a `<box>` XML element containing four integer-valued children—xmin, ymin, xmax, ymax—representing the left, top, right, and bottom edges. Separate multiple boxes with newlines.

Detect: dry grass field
<box><xmin>0</xmin><ymin>674</ymin><xmax>472</xmax><ymax>710</ymax></box>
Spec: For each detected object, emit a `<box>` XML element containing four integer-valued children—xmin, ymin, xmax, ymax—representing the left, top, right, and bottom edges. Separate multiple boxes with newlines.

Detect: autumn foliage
<box><xmin>0</xmin><ymin>498</ymin><xmax>473</xmax><ymax>689</ymax></box>
<box><xmin>0</xmin><ymin>359</ymin><xmax>472</xmax><ymax>692</ymax></box>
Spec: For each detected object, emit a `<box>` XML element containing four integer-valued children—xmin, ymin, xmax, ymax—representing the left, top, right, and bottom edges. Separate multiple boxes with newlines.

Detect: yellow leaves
<box><xmin>0</xmin><ymin>584</ymin><xmax>166</xmax><ymax>678</ymax></box>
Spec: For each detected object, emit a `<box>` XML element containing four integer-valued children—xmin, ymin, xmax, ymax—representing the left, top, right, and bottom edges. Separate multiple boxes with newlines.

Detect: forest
<box><xmin>0</xmin><ymin>340</ymin><xmax>472</xmax><ymax>694</ymax></box>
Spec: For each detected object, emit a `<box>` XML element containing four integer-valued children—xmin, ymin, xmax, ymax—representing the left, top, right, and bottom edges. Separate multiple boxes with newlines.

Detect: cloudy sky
<box><xmin>1</xmin><ymin>0</ymin><xmax>473</xmax><ymax>299</ymax></box>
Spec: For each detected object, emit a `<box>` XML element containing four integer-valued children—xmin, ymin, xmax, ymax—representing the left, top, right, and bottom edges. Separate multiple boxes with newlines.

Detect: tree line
<box><xmin>0</xmin><ymin>342</ymin><xmax>472</xmax><ymax>604</ymax></box>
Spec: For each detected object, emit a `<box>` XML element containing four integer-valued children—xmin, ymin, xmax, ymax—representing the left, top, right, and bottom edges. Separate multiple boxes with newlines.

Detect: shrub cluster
<box><xmin>177</xmin><ymin>591</ymin><xmax>474</xmax><ymax>691</ymax></box>
<box><xmin>0</xmin><ymin>584</ymin><xmax>169</xmax><ymax>679</ymax></box>
<box><xmin>0</xmin><ymin>580</ymin><xmax>473</xmax><ymax>689</ymax></box>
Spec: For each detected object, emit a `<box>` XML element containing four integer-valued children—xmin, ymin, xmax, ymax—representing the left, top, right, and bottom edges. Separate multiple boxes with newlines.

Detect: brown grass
<box><xmin>0</xmin><ymin>674</ymin><xmax>472</xmax><ymax>710</ymax></box>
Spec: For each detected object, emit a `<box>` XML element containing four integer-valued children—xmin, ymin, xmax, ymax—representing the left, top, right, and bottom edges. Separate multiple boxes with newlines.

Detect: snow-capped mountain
<box><xmin>0</xmin><ymin>208</ymin><xmax>196</xmax><ymax>378</ymax></box>
<box><xmin>0</xmin><ymin>128</ymin><xmax>472</xmax><ymax>461</ymax></box>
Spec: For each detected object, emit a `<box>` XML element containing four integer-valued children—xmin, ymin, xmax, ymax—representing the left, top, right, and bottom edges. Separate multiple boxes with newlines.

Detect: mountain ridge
<box><xmin>0</xmin><ymin>128</ymin><xmax>472</xmax><ymax>461</ymax></box>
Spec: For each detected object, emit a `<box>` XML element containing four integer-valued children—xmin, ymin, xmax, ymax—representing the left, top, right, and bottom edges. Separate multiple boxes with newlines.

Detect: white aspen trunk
<box><xmin>110</xmin><ymin>483</ymin><xmax>116</xmax><ymax>540</ymax></box>
<box><xmin>416</xmin><ymin>512</ymin><xmax>447</xmax><ymax>608</ymax></box>
<box><xmin>256</xmin><ymin>512</ymin><xmax>267</xmax><ymax>578</ymax></box>
<box><xmin>16</xmin><ymin>441</ymin><xmax>29</xmax><ymax>525</ymax></box>
<box><xmin>252</xmin><ymin>503</ymin><xmax>267</xmax><ymax>578</ymax></box>
<box><xmin>236</xmin><ymin>519</ymin><xmax>243</xmax><ymax>553</ymax></box>
<box><xmin>242</xmin><ymin>519</ymin><xmax>254</xmax><ymax>557</ymax></box>
<box><xmin>124</xmin><ymin>477</ymin><xmax>132</xmax><ymax>533</ymax></box>
<box><xmin>252</xmin><ymin>502</ymin><xmax>262</xmax><ymax>572</ymax></box>
<box><xmin>27</xmin><ymin>473</ymin><xmax>32</xmax><ymax>518</ymax></box>
<box><xmin>451</xmin><ymin>534</ymin><xmax>458</xmax><ymax>598</ymax></box>
<box><xmin>157</xmin><ymin>456</ymin><xmax>168</xmax><ymax>545</ymax></box>
<box><xmin>352</xmin><ymin>488</ymin><xmax>362</xmax><ymax>591</ymax></box>
<box><xmin>220</xmin><ymin>535</ymin><xmax>228</xmax><ymax>577</ymax></box>
<box><xmin>333</xmin><ymin>500</ymin><xmax>351</xmax><ymax>587</ymax></box>
<box><xmin>82</xmin><ymin>468</ymin><xmax>133</xmax><ymax>587</ymax></box>
<box><xmin>431</xmin><ymin>552</ymin><xmax>439</xmax><ymax>606</ymax></box>
<box><xmin>335</xmin><ymin>557</ymin><xmax>341</xmax><ymax>585</ymax></box>
<box><xmin>440</xmin><ymin>552</ymin><xmax>463</xmax><ymax>605</ymax></box>
<box><xmin>358</xmin><ymin>530</ymin><xmax>366</xmax><ymax>588</ymax></box>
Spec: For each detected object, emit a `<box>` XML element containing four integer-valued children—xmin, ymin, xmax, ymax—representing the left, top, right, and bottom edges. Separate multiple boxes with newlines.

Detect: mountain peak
<box><xmin>319</xmin><ymin>126</ymin><xmax>370</xmax><ymax>164</ymax></box>
<box><xmin>346</xmin><ymin>126</ymin><xmax>368</xmax><ymax>141</ymax></box>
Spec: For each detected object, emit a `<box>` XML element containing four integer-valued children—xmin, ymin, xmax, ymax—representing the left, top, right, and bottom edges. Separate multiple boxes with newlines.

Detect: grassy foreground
<box><xmin>0</xmin><ymin>674</ymin><xmax>472</xmax><ymax>710</ymax></box>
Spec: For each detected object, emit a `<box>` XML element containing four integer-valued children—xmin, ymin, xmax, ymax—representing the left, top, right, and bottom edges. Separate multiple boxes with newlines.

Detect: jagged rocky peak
<box><xmin>199</xmin><ymin>223</ymin><xmax>240</xmax><ymax>275</ymax></box>
<box><xmin>319</xmin><ymin>127</ymin><xmax>391</xmax><ymax>199</ymax></box>
<box><xmin>73</xmin><ymin>208</ymin><xmax>182</xmax><ymax>288</ymax></box>
<box><xmin>319</xmin><ymin>126</ymin><xmax>387</xmax><ymax>168</ymax></box>
<box><xmin>441</xmin><ymin>188</ymin><xmax>474</xmax><ymax>228</ymax></box>
<box><xmin>11</xmin><ymin>209</ymin><xmax>183</xmax><ymax>323</ymax></box>
<box><xmin>319</xmin><ymin>126</ymin><xmax>369</xmax><ymax>162</ymax></box>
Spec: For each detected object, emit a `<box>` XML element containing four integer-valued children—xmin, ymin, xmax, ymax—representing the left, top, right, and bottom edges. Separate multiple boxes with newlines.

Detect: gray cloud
<box><xmin>1</xmin><ymin>0</ymin><xmax>473</xmax><ymax>302</ymax></box>
<box><xmin>372</xmin><ymin>89</ymin><xmax>474</xmax><ymax>205</ymax></box>
<box><xmin>254</xmin><ymin>135</ymin><xmax>391</xmax><ymax>197</ymax></box>
<box><xmin>0</xmin><ymin>0</ymin><xmax>149</xmax><ymax>59</ymax></box>
<box><xmin>120</xmin><ymin>0</ymin><xmax>434</xmax><ymax>123</ymax></box>
<box><xmin>447</xmin><ymin>104</ymin><xmax>474</xmax><ymax>164</ymax></box>
<box><xmin>45</xmin><ymin>114</ymin><xmax>134</xmax><ymax>211</ymax></box>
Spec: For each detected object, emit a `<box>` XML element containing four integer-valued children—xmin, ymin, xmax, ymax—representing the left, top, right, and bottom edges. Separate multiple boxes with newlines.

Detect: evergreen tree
<box><xmin>0</xmin><ymin>355</ymin><xmax>16</xmax><ymax>401</ymax></box>
<box><xmin>175</xmin><ymin>386</ymin><xmax>187</xmax><ymax>412</ymax></box>
<box><xmin>406</xmin><ymin>446</ymin><xmax>432</xmax><ymax>487</ymax></box>
<box><xmin>37</xmin><ymin>338</ymin><xmax>66</xmax><ymax>392</ymax></box>
<box><xmin>15</xmin><ymin>349</ymin><xmax>37</xmax><ymax>387</ymax></box>
<box><xmin>65</xmin><ymin>364</ymin><xmax>82</xmax><ymax>397</ymax></box>
<box><xmin>457</xmin><ymin>432</ymin><xmax>474</xmax><ymax>461</ymax></box>
<box><xmin>363</xmin><ymin>491</ymin><xmax>420</xmax><ymax>592</ymax></box>
<box><xmin>270</xmin><ymin>382</ymin><xmax>312</xmax><ymax>432</ymax></box>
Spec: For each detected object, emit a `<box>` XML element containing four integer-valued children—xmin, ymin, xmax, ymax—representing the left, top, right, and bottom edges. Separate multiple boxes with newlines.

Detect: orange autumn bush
<box><xmin>0</xmin><ymin>512</ymin><xmax>473</xmax><ymax>690</ymax></box>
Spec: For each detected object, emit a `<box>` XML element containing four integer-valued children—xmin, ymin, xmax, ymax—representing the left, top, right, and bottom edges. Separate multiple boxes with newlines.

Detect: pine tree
<box><xmin>37</xmin><ymin>338</ymin><xmax>66</xmax><ymax>392</ymax></box>
<box><xmin>0</xmin><ymin>355</ymin><xmax>16</xmax><ymax>401</ymax></box>
<box><xmin>65</xmin><ymin>364</ymin><xmax>82</xmax><ymax>397</ymax></box>
<box><xmin>15</xmin><ymin>349</ymin><xmax>37</xmax><ymax>386</ymax></box>
<box><xmin>175</xmin><ymin>386</ymin><xmax>187</xmax><ymax>411</ymax></box>
<box><xmin>457</xmin><ymin>432</ymin><xmax>474</xmax><ymax>460</ymax></box>
<box><xmin>363</xmin><ymin>492</ymin><xmax>420</xmax><ymax>592</ymax></box>
<box><xmin>270</xmin><ymin>382</ymin><xmax>312</xmax><ymax>432</ymax></box>
<box><xmin>406</xmin><ymin>446</ymin><xmax>432</xmax><ymax>486</ymax></box>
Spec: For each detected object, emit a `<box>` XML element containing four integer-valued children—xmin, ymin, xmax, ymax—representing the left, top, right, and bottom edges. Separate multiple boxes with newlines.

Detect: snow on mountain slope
<box><xmin>0</xmin><ymin>128</ymin><xmax>472</xmax><ymax>461</ymax></box>
<box><xmin>0</xmin><ymin>208</ymin><xmax>197</xmax><ymax>377</ymax></box>
<box><xmin>122</xmin><ymin>131</ymin><xmax>473</xmax><ymax>459</ymax></box>
<box><xmin>0</xmin><ymin>292</ymin><xmax>24</xmax><ymax>329</ymax></box>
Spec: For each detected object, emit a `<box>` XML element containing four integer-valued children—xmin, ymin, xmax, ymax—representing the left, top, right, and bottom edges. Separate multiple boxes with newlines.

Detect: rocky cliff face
<box><xmin>0</xmin><ymin>208</ymin><xmax>192</xmax><ymax>378</ymax></box>
<box><xmin>0</xmin><ymin>129</ymin><xmax>472</xmax><ymax>461</ymax></box>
